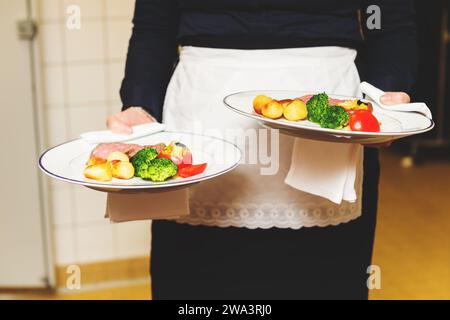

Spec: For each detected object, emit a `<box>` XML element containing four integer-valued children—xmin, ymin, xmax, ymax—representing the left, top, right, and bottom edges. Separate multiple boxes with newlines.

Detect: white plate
<box><xmin>224</xmin><ymin>90</ymin><xmax>434</xmax><ymax>144</ymax></box>
<box><xmin>39</xmin><ymin>131</ymin><xmax>242</xmax><ymax>191</ymax></box>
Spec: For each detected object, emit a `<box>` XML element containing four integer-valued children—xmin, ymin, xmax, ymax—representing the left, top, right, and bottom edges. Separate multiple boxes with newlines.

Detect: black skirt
<box><xmin>151</xmin><ymin>148</ymin><xmax>379</xmax><ymax>300</ymax></box>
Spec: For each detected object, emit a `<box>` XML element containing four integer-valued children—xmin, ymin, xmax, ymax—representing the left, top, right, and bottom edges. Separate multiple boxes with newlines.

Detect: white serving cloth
<box><xmin>360</xmin><ymin>81</ymin><xmax>432</xmax><ymax>119</ymax></box>
<box><xmin>80</xmin><ymin>122</ymin><xmax>165</xmax><ymax>144</ymax></box>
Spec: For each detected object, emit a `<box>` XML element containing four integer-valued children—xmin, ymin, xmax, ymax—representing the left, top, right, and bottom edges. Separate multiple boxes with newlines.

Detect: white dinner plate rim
<box><xmin>38</xmin><ymin>131</ymin><xmax>242</xmax><ymax>190</ymax></box>
<box><xmin>223</xmin><ymin>90</ymin><xmax>435</xmax><ymax>137</ymax></box>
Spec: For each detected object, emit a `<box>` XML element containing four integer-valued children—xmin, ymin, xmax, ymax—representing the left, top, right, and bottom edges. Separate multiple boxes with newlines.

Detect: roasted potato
<box><xmin>278</xmin><ymin>99</ymin><xmax>293</xmax><ymax>109</ymax></box>
<box><xmin>111</xmin><ymin>161</ymin><xmax>135</xmax><ymax>180</ymax></box>
<box><xmin>84</xmin><ymin>163</ymin><xmax>112</xmax><ymax>181</ymax></box>
<box><xmin>86</xmin><ymin>157</ymin><xmax>107</xmax><ymax>166</ymax></box>
<box><xmin>262</xmin><ymin>100</ymin><xmax>284</xmax><ymax>119</ymax></box>
<box><xmin>253</xmin><ymin>95</ymin><xmax>273</xmax><ymax>114</ymax></box>
<box><xmin>107</xmin><ymin>151</ymin><xmax>129</xmax><ymax>163</ymax></box>
<box><xmin>283</xmin><ymin>99</ymin><xmax>308</xmax><ymax>121</ymax></box>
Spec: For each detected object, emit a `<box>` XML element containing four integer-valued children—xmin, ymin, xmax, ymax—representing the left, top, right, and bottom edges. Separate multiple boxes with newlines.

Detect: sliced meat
<box><xmin>277</xmin><ymin>99</ymin><xmax>293</xmax><ymax>107</ymax></box>
<box><xmin>90</xmin><ymin>143</ymin><xmax>144</xmax><ymax>160</ymax></box>
<box><xmin>297</xmin><ymin>95</ymin><xmax>313</xmax><ymax>103</ymax></box>
<box><xmin>297</xmin><ymin>95</ymin><xmax>346</xmax><ymax>106</ymax></box>
<box><xmin>328</xmin><ymin>98</ymin><xmax>347</xmax><ymax>106</ymax></box>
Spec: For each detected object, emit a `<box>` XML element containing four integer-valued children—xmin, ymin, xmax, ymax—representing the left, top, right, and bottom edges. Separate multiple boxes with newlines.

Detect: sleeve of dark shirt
<box><xmin>120</xmin><ymin>0</ymin><xmax>179</xmax><ymax>121</ymax></box>
<box><xmin>361</xmin><ymin>0</ymin><xmax>418</xmax><ymax>94</ymax></box>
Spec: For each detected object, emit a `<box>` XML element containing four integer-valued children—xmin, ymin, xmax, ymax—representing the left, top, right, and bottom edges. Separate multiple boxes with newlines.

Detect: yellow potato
<box><xmin>253</xmin><ymin>95</ymin><xmax>273</xmax><ymax>114</ymax></box>
<box><xmin>262</xmin><ymin>100</ymin><xmax>284</xmax><ymax>119</ymax></box>
<box><xmin>283</xmin><ymin>99</ymin><xmax>308</xmax><ymax>121</ymax></box>
<box><xmin>86</xmin><ymin>157</ymin><xmax>107</xmax><ymax>166</ymax></box>
<box><xmin>111</xmin><ymin>161</ymin><xmax>135</xmax><ymax>180</ymax></box>
<box><xmin>278</xmin><ymin>99</ymin><xmax>293</xmax><ymax>109</ymax></box>
<box><xmin>107</xmin><ymin>151</ymin><xmax>129</xmax><ymax>163</ymax></box>
<box><xmin>84</xmin><ymin>163</ymin><xmax>112</xmax><ymax>181</ymax></box>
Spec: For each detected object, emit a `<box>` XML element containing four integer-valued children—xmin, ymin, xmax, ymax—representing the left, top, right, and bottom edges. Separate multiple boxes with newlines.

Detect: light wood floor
<box><xmin>1</xmin><ymin>150</ymin><xmax>449</xmax><ymax>300</ymax></box>
<box><xmin>370</xmin><ymin>150</ymin><xmax>450</xmax><ymax>299</ymax></box>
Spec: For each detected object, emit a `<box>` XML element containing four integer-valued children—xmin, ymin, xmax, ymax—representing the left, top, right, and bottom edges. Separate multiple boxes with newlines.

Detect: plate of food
<box><xmin>39</xmin><ymin>131</ymin><xmax>242</xmax><ymax>191</ymax></box>
<box><xmin>223</xmin><ymin>90</ymin><xmax>434</xmax><ymax>144</ymax></box>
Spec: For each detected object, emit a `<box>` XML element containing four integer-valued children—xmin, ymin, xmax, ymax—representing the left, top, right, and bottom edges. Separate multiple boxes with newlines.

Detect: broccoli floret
<box><xmin>139</xmin><ymin>157</ymin><xmax>178</xmax><ymax>182</ymax></box>
<box><xmin>319</xmin><ymin>106</ymin><xmax>350</xmax><ymax>129</ymax></box>
<box><xmin>307</xmin><ymin>93</ymin><xmax>329</xmax><ymax>123</ymax></box>
<box><xmin>131</xmin><ymin>148</ymin><xmax>158</xmax><ymax>178</ymax></box>
<box><xmin>306</xmin><ymin>93</ymin><xmax>350</xmax><ymax>129</ymax></box>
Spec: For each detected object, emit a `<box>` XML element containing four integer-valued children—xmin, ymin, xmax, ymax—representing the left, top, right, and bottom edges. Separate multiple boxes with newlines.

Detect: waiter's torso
<box><xmin>167</xmin><ymin>0</ymin><xmax>366</xmax><ymax>49</ymax></box>
<box><xmin>121</xmin><ymin>0</ymin><xmax>416</xmax><ymax>120</ymax></box>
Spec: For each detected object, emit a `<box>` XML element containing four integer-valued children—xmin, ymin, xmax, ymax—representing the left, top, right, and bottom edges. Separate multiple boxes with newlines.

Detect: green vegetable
<box><xmin>139</xmin><ymin>157</ymin><xmax>178</xmax><ymax>182</ymax></box>
<box><xmin>131</xmin><ymin>148</ymin><xmax>158</xmax><ymax>178</ymax></box>
<box><xmin>306</xmin><ymin>92</ymin><xmax>329</xmax><ymax>123</ymax></box>
<box><xmin>319</xmin><ymin>106</ymin><xmax>350</xmax><ymax>129</ymax></box>
<box><xmin>307</xmin><ymin>93</ymin><xmax>350</xmax><ymax>129</ymax></box>
<box><xmin>131</xmin><ymin>147</ymin><xmax>178</xmax><ymax>182</ymax></box>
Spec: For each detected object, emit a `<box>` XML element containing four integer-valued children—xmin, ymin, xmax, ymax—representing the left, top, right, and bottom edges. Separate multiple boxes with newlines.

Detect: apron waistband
<box><xmin>179</xmin><ymin>46</ymin><xmax>358</xmax><ymax>68</ymax></box>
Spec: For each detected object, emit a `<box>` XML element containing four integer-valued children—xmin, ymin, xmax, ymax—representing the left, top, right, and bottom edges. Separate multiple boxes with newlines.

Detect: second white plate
<box><xmin>224</xmin><ymin>90</ymin><xmax>434</xmax><ymax>144</ymax></box>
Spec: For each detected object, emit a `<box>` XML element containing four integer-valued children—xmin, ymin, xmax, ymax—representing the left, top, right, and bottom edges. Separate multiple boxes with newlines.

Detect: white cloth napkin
<box><xmin>105</xmin><ymin>188</ymin><xmax>190</xmax><ymax>223</ymax></box>
<box><xmin>285</xmin><ymin>82</ymin><xmax>432</xmax><ymax>204</ymax></box>
<box><xmin>80</xmin><ymin>122</ymin><xmax>165</xmax><ymax>144</ymax></box>
<box><xmin>285</xmin><ymin>138</ymin><xmax>362</xmax><ymax>204</ymax></box>
<box><xmin>360</xmin><ymin>82</ymin><xmax>432</xmax><ymax>119</ymax></box>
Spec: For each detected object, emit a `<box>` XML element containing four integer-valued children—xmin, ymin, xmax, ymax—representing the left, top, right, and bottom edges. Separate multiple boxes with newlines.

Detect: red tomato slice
<box><xmin>177</xmin><ymin>162</ymin><xmax>190</xmax><ymax>170</ymax></box>
<box><xmin>177</xmin><ymin>163</ymin><xmax>207</xmax><ymax>178</ymax></box>
<box><xmin>349</xmin><ymin>110</ymin><xmax>380</xmax><ymax>132</ymax></box>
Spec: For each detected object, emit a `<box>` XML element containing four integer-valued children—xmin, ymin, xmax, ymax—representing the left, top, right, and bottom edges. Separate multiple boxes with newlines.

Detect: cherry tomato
<box><xmin>177</xmin><ymin>162</ymin><xmax>190</xmax><ymax>170</ymax></box>
<box><xmin>177</xmin><ymin>163</ymin><xmax>207</xmax><ymax>178</ymax></box>
<box><xmin>349</xmin><ymin>110</ymin><xmax>380</xmax><ymax>132</ymax></box>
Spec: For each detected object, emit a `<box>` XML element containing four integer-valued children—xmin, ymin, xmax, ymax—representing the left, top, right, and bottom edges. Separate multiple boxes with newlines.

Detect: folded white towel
<box><xmin>285</xmin><ymin>82</ymin><xmax>431</xmax><ymax>204</ymax></box>
<box><xmin>80</xmin><ymin>122</ymin><xmax>165</xmax><ymax>144</ymax></box>
<box><xmin>285</xmin><ymin>138</ymin><xmax>362</xmax><ymax>204</ymax></box>
<box><xmin>360</xmin><ymin>82</ymin><xmax>432</xmax><ymax>119</ymax></box>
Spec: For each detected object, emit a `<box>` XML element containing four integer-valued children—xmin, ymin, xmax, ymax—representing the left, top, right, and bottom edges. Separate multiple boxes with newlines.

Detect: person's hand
<box><xmin>363</xmin><ymin>91</ymin><xmax>411</xmax><ymax>148</ymax></box>
<box><xmin>379</xmin><ymin>91</ymin><xmax>411</xmax><ymax>105</ymax></box>
<box><xmin>106</xmin><ymin>107</ymin><xmax>155</xmax><ymax>134</ymax></box>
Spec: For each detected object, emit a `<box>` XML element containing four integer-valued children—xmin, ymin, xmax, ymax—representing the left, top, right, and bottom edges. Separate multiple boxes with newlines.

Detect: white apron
<box><xmin>163</xmin><ymin>46</ymin><xmax>364</xmax><ymax>229</ymax></box>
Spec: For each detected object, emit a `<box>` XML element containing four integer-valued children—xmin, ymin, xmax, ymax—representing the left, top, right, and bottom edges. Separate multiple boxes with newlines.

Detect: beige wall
<box><xmin>37</xmin><ymin>0</ymin><xmax>151</xmax><ymax>265</ymax></box>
